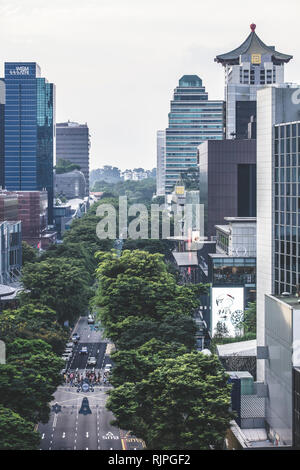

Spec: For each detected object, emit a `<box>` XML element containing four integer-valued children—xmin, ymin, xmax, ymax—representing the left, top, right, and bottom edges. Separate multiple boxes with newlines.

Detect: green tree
<box><xmin>63</xmin><ymin>214</ymin><xmax>114</xmax><ymax>256</ymax></box>
<box><xmin>242</xmin><ymin>301</ymin><xmax>256</xmax><ymax>334</ymax></box>
<box><xmin>55</xmin><ymin>158</ymin><xmax>81</xmax><ymax>174</ymax></box>
<box><xmin>95</xmin><ymin>250</ymin><xmax>206</xmax><ymax>336</ymax></box>
<box><xmin>107</xmin><ymin>352</ymin><xmax>232</xmax><ymax>450</ymax></box>
<box><xmin>21</xmin><ymin>258</ymin><xmax>93</xmax><ymax>323</ymax></box>
<box><xmin>106</xmin><ymin>315</ymin><xmax>197</xmax><ymax>351</ymax></box>
<box><xmin>180</xmin><ymin>167</ymin><xmax>200</xmax><ymax>190</ymax></box>
<box><xmin>0</xmin><ymin>405</ymin><xmax>40</xmax><ymax>450</ymax></box>
<box><xmin>110</xmin><ymin>338</ymin><xmax>188</xmax><ymax>387</ymax></box>
<box><xmin>22</xmin><ymin>241</ymin><xmax>38</xmax><ymax>265</ymax></box>
<box><xmin>122</xmin><ymin>239</ymin><xmax>174</xmax><ymax>261</ymax></box>
<box><xmin>41</xmin><ymin>241</ymin><xmax>96</xmax><ymax>281</ymax></box>
<box><xmin>0</xmin><ymin>304</ymin><xmax>68</xmax><ymax>354</ymax></box>
<box><xmin>0</xmin><ymin>339</ymin><xmax>63</xmax><ymax>423</ymax></box>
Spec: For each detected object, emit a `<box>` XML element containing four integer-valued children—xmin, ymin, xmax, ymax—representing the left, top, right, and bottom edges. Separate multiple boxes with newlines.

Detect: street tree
<box><xmin>110</xmin><ymin>338</ymin><xmax>188</xmax><ymax>387</ymax></box>
<box><xmin>0</xmin><ymin>405</ymin><xmax>40</xmax><ymax>450</ymax></box>
<box><xmin>107</xmin><ymin>352</ymin><xmax>232</xmax><ymax>450</ymax></box>
<box><xmin>22</xmin><ymin>241</ymin><xmax>38</xmax><ymax>265</ymax></box>
<box><xmin>0</xmin><ymin>304</ymin><xmax>68</xmax><ymax>354</ymax></box>
<box><xmin>21</xmin><ymin>257</ymin><xmax>93</xmax><ymax>323</ymax></box>
<box><xmin>106</xmin><ymin>315</ymin><xmax>197</xmax><ymax>351</ymax></box>
<box><xmin>95</xmin><ymin>250</ymin><xmax>206</xmax><ymax>334</ymax></box>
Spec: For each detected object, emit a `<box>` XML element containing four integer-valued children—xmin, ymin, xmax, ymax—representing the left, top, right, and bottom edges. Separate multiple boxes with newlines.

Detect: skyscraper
<box><xmin>3</xmin><ymin>62</ymin><xmax>55</xmax><ymax>223</ymax></box>
<box><xmin>156</xmin><ymin>130</ymin><xmax>166</xmax><ymax>196</ymax></box>
<box><xmin>256</xmin><ymin>85</ymin><xmax>300</xmax><ymax>446</ymax></box>
<box><xmin>215</xmin><ymin>24</ymin><xmax>293</xmax><ymax>139</ymax></box>
<box><xmin>56</xmin><ymin>122</ymin><xmax>90</xmax><ymax>195</ymax></box>
<box><xmin>0</xmin><ymin>79</ymin><xmax>4</xmax><ymax>189</ymax></box>
<box><xmin>164</xmin><ymin>75</ymin><xmax>224</xmax><ymax>194</ymax></box>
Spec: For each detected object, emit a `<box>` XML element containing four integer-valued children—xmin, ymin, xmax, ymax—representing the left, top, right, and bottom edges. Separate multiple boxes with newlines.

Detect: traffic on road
<box><xmin>38</xmin><ymin>315</ymin><xmax>144</xmax><ymax>451</ymax></box>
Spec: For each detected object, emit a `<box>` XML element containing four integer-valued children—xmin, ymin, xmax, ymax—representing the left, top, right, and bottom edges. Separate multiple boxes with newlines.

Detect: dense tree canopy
<box><xmin>95</xmin><ymin>250</ymin><xmax>206</xmax><ymax>338</ymax></box>
<box><xmin>22</xmin><ymin>241</ymin><xmax>38</xmax><ymax>265</ymax></box>
<box><xmin>21</xmin><ymin>257</ymin><xmax>93</xmax><ymax>323</ymax></box>
<box><xmin>104</xmin><ymin>315</ymin><xmax>198</xmax><ymax>351</ymax></box>
<box><xmin>0</xmin><ymin>339</ymin><xmax>63</xmax><ymax>423</ymax></box>
<box><xmin>55</xmin><ymin>158</ymin><xmax>81</xmax><ymax>174</ymax></box>
<box><xmin>0</xmin><ymin>304</ymin><xmax>68</xmax><ymax>354</ymax></box>
<box><xmin>0</xmin><ymin>405</ymin><xmax>40</xmax><ymax>450</ymax></box>
<box><xmin>92</xmin><ymin>178</ymin><xmax>156</xmax><ymax>204</ymax></box>
<box><xmin>109</xmin><ymin>338</ymin><xmax>188</xmax><ymax>387</ymax></box>
<box><xmin>122</xmin><ymin>239</ymin><xmax>174</xmax><ymax>261</ymax></box>
<box><xmin>107</xmin><ymin>352</ymin><xmax>232</xmax><ymax>450</ymax></box>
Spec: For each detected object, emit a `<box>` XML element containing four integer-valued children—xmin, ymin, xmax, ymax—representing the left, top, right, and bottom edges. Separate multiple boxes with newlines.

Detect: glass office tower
<box><xmin>165</xmin><ymin>75</ymin><xmax>224</xmax><ymax>194</ymax></box>
<box><xmin>0</xmin><ymin>79</ymin><xmax>4</xmax><ymax>189</ymax></box>
<box><xmin>3</xmin><ymin>62</ymin><xmax>55</xmax><ymax>223</ymax></box>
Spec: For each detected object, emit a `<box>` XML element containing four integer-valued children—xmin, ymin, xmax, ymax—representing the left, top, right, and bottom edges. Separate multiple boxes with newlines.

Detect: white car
<box><xmin>87</xmin><ymin>357</ymin><xmax>97</xmax><ymax>366</ymax></box>
<box><xmin>104</xmin><ymin>364</ymin><xmax>112</xmax><ymax>372</ymax></box>
<box><xmin>64</xmin><ymin>348</ymin><xmax>73</xmax><ymax>354</ymax></box>
<box><xmin>79</xmin><ymin>346</ymin><xmax>88</xmax><ymax>355</ymax></box>
<box><xmin>61</xmin><ymin>354</ymin><xmax>71</xmax><ymax>362</ymax></box>
<box><xmin>66</xmin><ymin>342</ymin><xmax>74</xmax><ymax>349</ymax></box>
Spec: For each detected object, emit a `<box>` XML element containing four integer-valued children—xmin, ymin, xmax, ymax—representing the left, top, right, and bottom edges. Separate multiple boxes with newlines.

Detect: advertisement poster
<box><xmin>211</xmin><ymin>287</ymin><xmax>244</xmax><ymax>337</ymax></box>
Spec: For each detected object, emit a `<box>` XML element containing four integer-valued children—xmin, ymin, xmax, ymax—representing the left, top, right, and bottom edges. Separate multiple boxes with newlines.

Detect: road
<box><xmin>38</xmin><ymin>316</ymin><xmax>145</xmax><ymax>451</ymax></box>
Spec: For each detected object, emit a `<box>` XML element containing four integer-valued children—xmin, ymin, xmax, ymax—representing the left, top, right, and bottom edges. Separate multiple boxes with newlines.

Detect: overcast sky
<box><xmin>0</xmin><ymin>0</ymin><xmax>299</xmax><ymax>170</ymax></box>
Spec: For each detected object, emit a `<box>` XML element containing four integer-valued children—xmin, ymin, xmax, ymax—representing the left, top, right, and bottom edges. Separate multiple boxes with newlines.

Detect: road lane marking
<box><xmin>53</xmin><ymin>414</ymin><xmax>58</xmax><ymax>428</ymax></box>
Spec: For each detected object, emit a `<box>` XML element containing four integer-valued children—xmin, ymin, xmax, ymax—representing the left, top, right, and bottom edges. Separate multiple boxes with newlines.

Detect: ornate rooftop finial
<box><xmin>215</xmin><ymin>24</ymin><xmax>292</xmax><ymax>66</ymax></box>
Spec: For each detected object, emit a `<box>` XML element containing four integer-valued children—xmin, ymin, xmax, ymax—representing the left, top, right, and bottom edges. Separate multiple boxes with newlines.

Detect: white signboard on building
<box><xmin>211</xmin><ymin>287</ymin><xmax>244</xmax><ymax>337</ymax></box>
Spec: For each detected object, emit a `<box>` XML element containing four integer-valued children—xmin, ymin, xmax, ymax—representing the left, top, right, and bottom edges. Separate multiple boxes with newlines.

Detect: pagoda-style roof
<box><xmin>215</xmin><ymin>24</ymin><xmax>293</xmax><ymax>66</ymax></box>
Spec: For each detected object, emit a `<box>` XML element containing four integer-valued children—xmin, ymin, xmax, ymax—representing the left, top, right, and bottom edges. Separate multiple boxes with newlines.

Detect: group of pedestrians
<box><xmin>64</xmin><ymin>369</ymin><xmax>109</xmax><ymax>386</ymax></box>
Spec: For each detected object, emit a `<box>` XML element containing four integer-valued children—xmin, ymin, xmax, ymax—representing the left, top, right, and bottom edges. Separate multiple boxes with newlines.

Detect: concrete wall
<box><xmin>265</xmin><ymin>295</ymin><xmax>293</xmax><ymax>446</ymax></box>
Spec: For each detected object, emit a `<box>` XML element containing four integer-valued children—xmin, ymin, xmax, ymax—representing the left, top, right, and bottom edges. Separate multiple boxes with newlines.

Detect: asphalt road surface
<box><xmin>38</xmin><ymin>316</ymin><xmax>145</xmax><ymax>451</ymax></box>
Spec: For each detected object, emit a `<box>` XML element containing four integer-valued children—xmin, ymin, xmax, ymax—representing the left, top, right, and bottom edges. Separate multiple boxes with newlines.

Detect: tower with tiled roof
<box><xmin>215</xmin><ymin>24</ymin><xmax>293</xmax><ymax>139</ymax></box>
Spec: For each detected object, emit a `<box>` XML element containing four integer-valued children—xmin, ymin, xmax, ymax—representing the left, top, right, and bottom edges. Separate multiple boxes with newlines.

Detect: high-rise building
<box><xmin>198</xmin><ymin>139</ymin><xmax>256</xmax><ymax>238</ymax></box>
<box><xmin>255</xmin><ymin>85</ymin><xmax>300</xmax><ymax>446</ymax></box>
<box><xmin>256</xmin><ymin>85</ymin><xmax>300</xmax><ymax>379</ymax></box>
<box><xmin>0</xmin><ymin>220</ymin><xmax>22</xmax><ymax>284</ymax></box>
<box><xmin>56</xmin><ymin>121</ymin><xmax>90</xmax><ymax>195</ymax></box>
<box><xmin>164</xmin><ymin>75</ymin><xmax>224</xmax><ymax>194</ymax></box>
<box><xmin>3</xmin><ymin>62</ymin><xmax>55</xmax><ymax>223</ymax></box>
<box><xmin>156</xmin><ymin>130</ymin><xmax>166</xmax><ymax>195</ymax></box>
<box><xmin>0</xmin><ymin>79</ymin><xmax>4</xmax><ymax>189</ymax></box>
<box><xmin>215</xmin><ymin>24</ymin><xmax>293</xmax><ymax>139</ymax></box>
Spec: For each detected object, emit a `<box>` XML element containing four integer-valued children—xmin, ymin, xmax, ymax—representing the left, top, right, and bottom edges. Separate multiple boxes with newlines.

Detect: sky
<box><xmin>0</xmin><ymin>0</ymin><xmax>300</xmax><ymax>171</ymax></box>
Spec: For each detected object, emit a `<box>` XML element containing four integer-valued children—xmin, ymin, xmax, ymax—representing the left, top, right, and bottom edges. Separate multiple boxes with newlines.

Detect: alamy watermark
<box><xmin>95</xmin><ymin>196</ymin><xmax>204</xmax><ymax>246</ymax></box>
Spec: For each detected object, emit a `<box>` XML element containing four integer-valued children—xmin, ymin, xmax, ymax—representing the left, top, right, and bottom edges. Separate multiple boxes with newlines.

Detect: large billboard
<box><xmin>211</xmin><ymin>287</ymin><xmax>244</xmax><ymax>337</ymax></box>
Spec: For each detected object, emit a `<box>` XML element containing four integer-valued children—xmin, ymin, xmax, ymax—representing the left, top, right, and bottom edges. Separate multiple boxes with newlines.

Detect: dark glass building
<box><xmin>198</xmin><ymin>139</ymin><xmax>256</xmax><ymax>238</ymax></box>
<box><xmin>3</xmin><ymin>62</ymin><xmax>55</xmax><ymax>223</ymax></box>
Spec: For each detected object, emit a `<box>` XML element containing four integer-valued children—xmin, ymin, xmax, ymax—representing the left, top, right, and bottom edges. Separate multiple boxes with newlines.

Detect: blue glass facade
<box><xmin>0</xmin><ymin>79</ymin><xmax>4</xmax><ymax>189</ymax></box>
<box><xmin>165</xmin><ymin>75</ymin><xmax>224</xmax><ymax>193</ymax></box>
<box><xmin>3</xmin><ymin>62</ymin><xmax>55</xmax><ymax>222</ymax></box>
